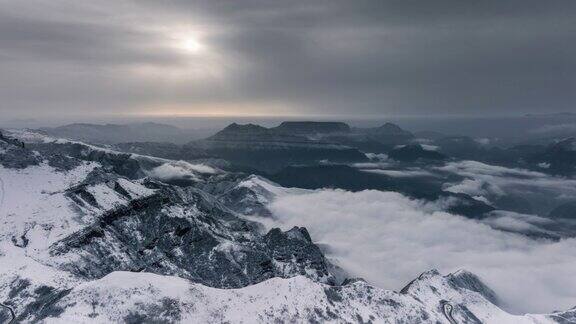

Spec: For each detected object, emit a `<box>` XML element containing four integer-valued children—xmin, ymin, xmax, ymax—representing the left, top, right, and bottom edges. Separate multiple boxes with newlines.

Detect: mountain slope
<box><xmin>1</xmin><ymin>129</ymin><xmax>574</xmax><ymax>323</ymax></box>
<box><xmin>185</xmin><ymin>123</ymin><xmax>368</xmax><ymax>172</ymax></box>
<box><xmin>37</xmin><ymin>122</ymin><xmax>205</xmax><ymax>145</ymax></box>
<box><xmin>40</xmin><ymin>270</ymin><xmax>572</xmax><ymax>323</ymax></box>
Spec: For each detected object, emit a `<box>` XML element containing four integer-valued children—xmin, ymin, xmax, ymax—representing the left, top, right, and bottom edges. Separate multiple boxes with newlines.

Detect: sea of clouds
<box><xmin>268</xmin><ymin>189</ymin><xmax>576</xmax><ymax>314</ymax></box>
<box><xmin>439</xmin><ymin>161</ymin><xmax>576</xmax><ymax>216</ymax></box>
<box><xmin>264</xmin><ymin>162</ymin><xmax>576</xmax><ymax>314</ymax></box>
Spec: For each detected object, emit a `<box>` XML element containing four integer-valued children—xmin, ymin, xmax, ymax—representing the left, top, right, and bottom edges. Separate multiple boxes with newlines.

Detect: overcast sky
<box><xmin>0</xmin><ymin>0</ymin><xmax>574</xmax><ymax>119</ymax></box>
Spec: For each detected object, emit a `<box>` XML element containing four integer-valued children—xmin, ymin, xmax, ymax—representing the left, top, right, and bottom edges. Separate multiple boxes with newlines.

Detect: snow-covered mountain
<box><xmin>37</xmin><ymin>122</ymin><xmax>209</xmax><ymax>145</ymax></box>
<box><xmin>31</xmin><ymin>269</ymin><xmax>576</xmax><ymax>323</ymax></box>
<box><xmin>1</xmin><ymin>129</ymin><xmax>574</xmax><ymax>323</ymax></box>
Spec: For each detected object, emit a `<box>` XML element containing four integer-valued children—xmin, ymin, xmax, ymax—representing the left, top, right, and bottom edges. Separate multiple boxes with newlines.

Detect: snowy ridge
<box><xmin>5</xmin><ymin>129</ymin><xmax>220</xmax><ymax>182</ymax></box>
<box><xmin>1</xmin><ymin>130</ymin><xmax>575</xmax><ymax>323</ymax></box>
<box><xmin>43</xmin><ymin>270</ymin><xmax>567</xmax><ymax>324</ymax></box>
<box><xmin>0</xmin><ymin>161</ymin><xmax>157</xmax><ymax>253</ymax></box>
<box><xmin>236</xmin><ymin>175</ymin><xmax>307</xmax><ymax>204</ymax></box>
<box><xmin>213</xmin><ymin>175</ymin><xmax>309</xmax><ymax>217</ymax></box>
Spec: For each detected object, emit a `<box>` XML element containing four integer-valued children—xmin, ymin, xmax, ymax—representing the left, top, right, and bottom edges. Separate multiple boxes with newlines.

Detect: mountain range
<box><xmin>1</xmin><ymin>127</ymin><xmax>576</xmax><ymax>323</ymax></box>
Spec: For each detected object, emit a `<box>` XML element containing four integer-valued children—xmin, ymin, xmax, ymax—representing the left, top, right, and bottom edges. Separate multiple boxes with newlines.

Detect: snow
<box><xmin>0</xmin><ymin>162</ymin><xmax>98</xmax><ymax>249</ymax></box>
<box><xmin>0</xmin><ymin>155</ymin><xmax>158</xmax><ymax>278</ymax></box>
<box><xmin>237</xmin><ymin>175</ymin><xmax>307</xmax><ymax>199</ymax></box>
<box><xmin>0</xmin><ymin>240</ymin><xmax>82</xmax><ymax>289</ymax></box>
<box><xmin>86</xmin><ymin>183</ymin><xmax>127</xmax><ymax>210</ymax></box>
<box><xmin>1</xmin><ymin>130</ymin><xmax>574</xmax><ymax>322</ymax></box>
<box><xmin>116</xmin><ymin>178</ymin><xmax>155</xmax><ymax>198</ymax></box>
<box><xmin>421</xmin><ymin>144</ymin><xmax>440</xmax><ymax>151</ymax></box>
<box><xmin>364</xmin><ymin>152</ymin><xmax>389</xmax><ymax>161</ymax></box>
<box><xmin>43</xmin><ymin>270</ymin><xmax>558</xmax><ymax>324</ymax></box>
<box><xmin>538</xmin><ymin>162</ymin><xmax>551</xmax><ymax>169</ymax></box>
<box><xmin>83</xmin><ymin>180</ymin><xmax>155</xmax><ymax>210</ymax></box>
<box><xmin>6</xmin><ymin>129</ymin><xmax>221</xmax><ymax>181</ymax></box>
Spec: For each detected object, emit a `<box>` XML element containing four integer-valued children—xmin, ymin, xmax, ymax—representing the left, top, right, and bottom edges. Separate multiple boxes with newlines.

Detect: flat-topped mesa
<box><xmin>273</xmin><ymin>121</ymin><xmax>351</xmax><ymax>135</ymax></box>
<box><xmin>191</xmin><ymin>123</ymin><xmax>367</xmax><ymax>173</ymax></box>
<box><xmin>208</xmin><ymin>123</ymin><xmax>308</xmax><ymax>143</ymax></box>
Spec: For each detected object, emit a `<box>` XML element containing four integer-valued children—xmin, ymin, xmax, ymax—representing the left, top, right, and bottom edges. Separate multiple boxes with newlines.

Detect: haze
<box><xmin>0</xmin><ymin>0</ymin><xmax>574</xmax><ymax>121</ymax></box>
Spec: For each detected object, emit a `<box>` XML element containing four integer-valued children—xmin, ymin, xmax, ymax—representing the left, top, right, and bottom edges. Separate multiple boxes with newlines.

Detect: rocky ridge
<box><xmin>0</xmin><ymin>129</ymin><xmax>574</xmax><ymax>323</ymax></box>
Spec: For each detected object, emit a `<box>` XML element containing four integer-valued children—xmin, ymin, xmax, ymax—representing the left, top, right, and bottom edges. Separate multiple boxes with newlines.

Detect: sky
<box><xmin>0</xmin><ymin>0</ymin><xmax>574</xmax><ymax>119</ymax></box>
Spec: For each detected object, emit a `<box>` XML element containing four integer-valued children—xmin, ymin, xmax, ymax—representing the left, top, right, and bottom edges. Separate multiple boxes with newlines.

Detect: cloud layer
<box><xmin>268</xmin><ymin>189</ymin><xmax>576</xmax><ymax>314</ymax></box>
<box><xmin>439</xmin><ymin>161</ymin><xmax>576</xmax><ymax>215</ymax></box>
<box><xmin>147</xmin><ymin>161</ymin><xmax>217</xmax><ymax>181</ymax></box>
<box><xmin>1</xmin><ymin>0</ymin><xmax>575</xmax><ymax>118</ymax></box>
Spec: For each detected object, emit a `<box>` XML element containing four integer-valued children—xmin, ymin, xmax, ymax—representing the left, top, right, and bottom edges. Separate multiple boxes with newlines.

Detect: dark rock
<box><xmin>446</xmin><ymin>270</ymin><xmax>499</xmax><ymax>306</ymax></box>
<box><xmin>273</xmin><ymin>121</ymin><xmax>351</xmax><ymax>135</ymax></box>
<box><xmin>388</xmin><ymin>144</ymin><xmax>446</xmax><ymax>162</ymax></box>
<box><xmin>548</xmin><ymin>201</ymin><xmax>576</xmax><ymax>219</ymax></box>
<box><xmin>48</xmin><ymin>184</ymin><xmax>335</xmax><ymax>288</ymax></box>
<box><xmin>0</xmin><ymin>132</ymin><xmax>41</xmax><ymax>169</ymax></box>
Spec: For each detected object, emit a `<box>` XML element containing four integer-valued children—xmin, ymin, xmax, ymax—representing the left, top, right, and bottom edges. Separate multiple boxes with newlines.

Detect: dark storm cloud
<box><xmin>0</xmin><ymin>0</ymin><xmax>574</xmax><ymax>118</ymax></box>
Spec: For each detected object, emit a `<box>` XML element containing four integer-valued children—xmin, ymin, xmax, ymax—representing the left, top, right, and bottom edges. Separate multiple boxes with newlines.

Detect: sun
<box><xmin>181</xmin><ymin>37</ymin><xmax>203</xmax><ymax>53</ymax></box>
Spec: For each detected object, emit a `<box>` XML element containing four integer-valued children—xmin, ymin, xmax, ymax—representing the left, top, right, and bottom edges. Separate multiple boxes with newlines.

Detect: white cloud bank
<box><xmin>147</xmin><ymin>161</ymin><xmax>217</xmax><ymax>181</ymax></box>
<box><xmin>439</xmin><ymin>160</ymin><xmax>576</xmax><ymax>214</ymax></box>
<box><xmin>362</xmin><ymin>169</ymin><xmax>438</xmax><ymax>178</ymax></box>
<box><xmin>267</xmin><ymin>189</ymin><xmax>576</xmax><ymax>314</ymax></box>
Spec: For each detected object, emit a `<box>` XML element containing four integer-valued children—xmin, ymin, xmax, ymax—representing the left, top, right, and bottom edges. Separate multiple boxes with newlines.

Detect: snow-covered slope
<box><xmin>214</xmin><ymin>175</ymin><xmax>308</xmax><ymax>217</ymax></box>
<box><xmin>1</xmin><ymin>129</ymin><xmax>575</xmax><ymax>323</ymax></box>
<box><xmin>0</xmin><ymin>130</ymin><xmax>335</xmax><ymax>322</ymax></box>
<box><xmin>42</xmin><ymin>270</ymin><xmax>572</xmax><ymax>324</ymax></box>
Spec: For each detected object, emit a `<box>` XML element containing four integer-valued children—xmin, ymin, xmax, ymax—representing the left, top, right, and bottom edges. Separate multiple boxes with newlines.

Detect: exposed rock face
<box><xmin>2</xmin><ymin>133</ymin><xmax>336</xmax><ymax>291</ymax></box>
<box><xmin>185</xmin><ymin>123</ymin><xmax>367</xmax><ymax>172</ymax></box>
<box><xmin>0</xmin><ymin>131</ymin><xmax>41</xmax><ymax>169</ymax></box>
<box><xmin>0</xmin><ymin>130</ymin><xmax>335</xmax><ymax>322</ymax></box>
<box><xmin>1</xmin><ymin>130</ymin><xmax>575</xmax><ymax>323</ymax></box>
<box><xmin>48</xmin><ymin>181</ymin><xmax>334</xmax><ymax>288</ymax></box>
<box><xmin>444</xmin><ymin>270</ymin><xmax>499</xmax><ymax>305</ymax></box>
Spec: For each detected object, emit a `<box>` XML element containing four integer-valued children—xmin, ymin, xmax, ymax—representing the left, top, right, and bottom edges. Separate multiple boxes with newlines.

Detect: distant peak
<box><xmin>208</xmin><ymin>123</ymin><xmax>272</xmax><ymax>140</ymax></box>
<box><xmin>446</xmin><ymin>269</ymin><xmax>499</xmax><ymax>305</ymax></box>
<box><xmin>378</xmin><ymin>123</ymin><xmax>403</xmax><ymax>130</ymax></box>
<box><xmin>221</xmin><ymin>123</ymin><xmax>268</xmax><ymax>132</ymax></box>
<box><xmin>382</xmin><ymin>122</ymin><xmax>400</xmax><ymax>127</ymax></box>
<box><xmin>365</xmin><ymin>122</ymin><xmax>413</xmax><ymax>138</ymax></box>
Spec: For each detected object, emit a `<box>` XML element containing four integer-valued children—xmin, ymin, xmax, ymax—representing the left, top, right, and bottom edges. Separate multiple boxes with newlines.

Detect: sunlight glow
<box><xmin>180</xmin><ymin>37</ymin><xmax>204</xmax><ymax>53</ymax></box>
<box><xmin>134</xmin><ymin>101</ymin><xmax>298</xmax><ymax>117</ymax></box>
